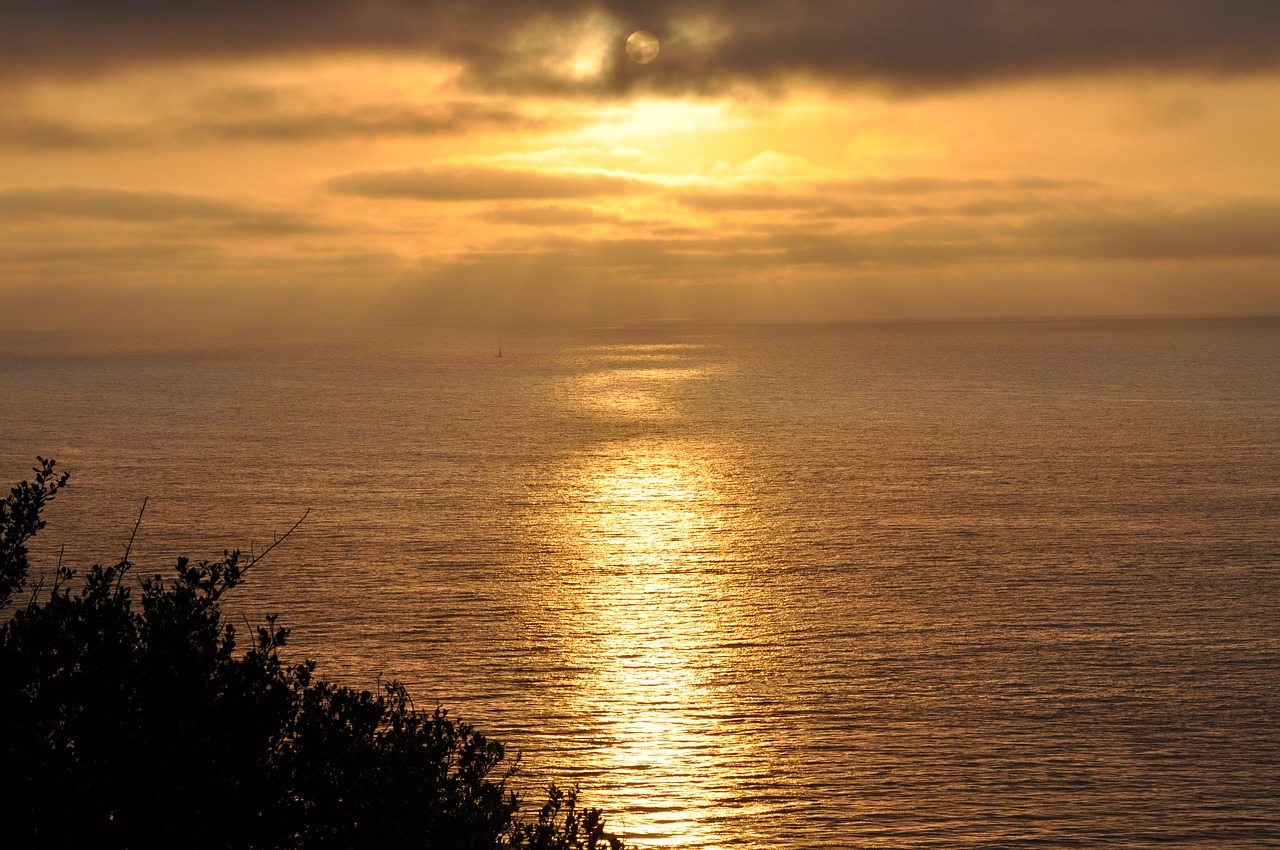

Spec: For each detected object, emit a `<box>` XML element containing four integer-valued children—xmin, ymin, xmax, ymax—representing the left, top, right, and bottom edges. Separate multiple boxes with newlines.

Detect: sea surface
<box><xmin>2</xmin><ymin>319</ymin><xmax>1278</xmax><ymax>848</ymax></box>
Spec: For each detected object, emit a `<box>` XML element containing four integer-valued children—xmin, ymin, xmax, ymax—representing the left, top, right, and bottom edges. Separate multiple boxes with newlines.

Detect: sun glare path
<box><xmin>542</xmin><ymin>348</ymin><xmax>769</xmax><ymax>848</ymax></box>
<box><xmin>563</xmin><ymin>441</ymin><xmax>739</xmax><ymax>847</ymax></box>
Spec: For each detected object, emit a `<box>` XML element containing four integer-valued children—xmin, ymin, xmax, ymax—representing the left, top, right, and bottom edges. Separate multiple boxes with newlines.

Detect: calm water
<box><xmin>3</xmin><ymin>319</ymin><xmax>1278</xmax><ymax>848</ymax></box>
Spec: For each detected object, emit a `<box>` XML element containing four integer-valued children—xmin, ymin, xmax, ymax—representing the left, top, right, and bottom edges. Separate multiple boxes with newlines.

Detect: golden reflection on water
<box><xmin>547</xmin><ymin>349</ymin><xmax>762</xmax><ymax>848</ymax></box>
<box><xmin>571</xmin><ymin>365</ymin><xmax>706</xmax><ymax>421</ymax></box>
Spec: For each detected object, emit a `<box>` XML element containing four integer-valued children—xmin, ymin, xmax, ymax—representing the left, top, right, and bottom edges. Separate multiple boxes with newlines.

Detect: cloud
<box><xmin>1022</xmin><ymin>199</ymin><xmax>1280</xmax><ymax>259</ymax></box>
<box><xmin>0</xmin><ymin>100</ymin><xmax>548</xmax><ymax>151</ymax></box>
<box><xmin>744</xmin><ymin>199</ymin><xmax>1280</xmax><ymax>266</ymax></box>
<box><xmin>681</xmin><ymin>1</ymin><xmax>1280</xmax><ymax>92</ymax></box>
<box><xmin>187</xmin><ymin>100</ymin><xmax>548</xmax><ymax>143</ymax></box>
<box><xmin>417</xmin><ymin>196</ymin><xmax>1280</xmax><ymax>273</ymax></box>
<box><xmin>3</xmin><ymin>2</ymin><xmax>1278</xmax><ymax>92</ymax></box>
<box><xmin>0</xmin><ymin>185</ymin><xmax>318</xmax><ymax>233</ymax></box>
<box><xmin>830</xmin><ymin>176</ymin><xmax>1097</xmax><ymax>195</ymax></box>
<box><xmin>675</xmin><ymin>175</ymin><xmax>1097</xmax><ymax>217</ymax></box>
<box><xmin>677</xmin><ymin>192</ymin><xmax>833</xmax><ymax>213</ymax></box>
<box><xmin>482</xmin><ymin>204</ymin><xmax>626</xmax><ymax>226</ymax></box>
<box><xmin>324</xmin><ymin>165</ymin><xmax>647</xmax><ymax>201</ymax></box>
<box><xmin>0</xmin><ymin>117</ymin><xmax>146</xmax><ymax>151</ymax></box>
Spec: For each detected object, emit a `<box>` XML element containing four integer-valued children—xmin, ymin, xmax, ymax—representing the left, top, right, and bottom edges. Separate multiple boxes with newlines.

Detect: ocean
<box><xmin>2</xmin><ymin>318</ymin><xmax>1277</xmax><ymax>848</ymax></box>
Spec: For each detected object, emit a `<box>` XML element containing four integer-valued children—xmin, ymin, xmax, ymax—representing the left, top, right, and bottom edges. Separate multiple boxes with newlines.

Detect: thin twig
<box><xmin>27</xmin><ymin>577</ymin><xmax>45</xmax><ymax>606</ymax></box>
<box><xmin>202</xmin><ymin>509</ymin><xmax>310</xmax><ymax>602</ymax></box>
<box><xmin>123</xmin><ymin>496</ymin><xmax>147</xmax><ymax>566</ymax></box>
<box><xmin>28</xmin><ymin>542</ymin><xmax>64</xmax><ymax>602</ymax></box>
<box><xmin>242</xmin><ymin>508</ymin><xmax>311</xmax><ymax>573</ymax></box>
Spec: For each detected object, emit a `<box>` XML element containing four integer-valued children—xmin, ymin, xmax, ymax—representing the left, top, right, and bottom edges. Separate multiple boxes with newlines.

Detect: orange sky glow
<box><xmin>3</xmin><ymin>1</ymin><xmax>1279</xmax><ymax>328</ymax></box>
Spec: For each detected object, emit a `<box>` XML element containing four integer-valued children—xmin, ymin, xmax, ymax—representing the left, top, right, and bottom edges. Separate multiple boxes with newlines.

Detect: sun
<box><xmin>625</xmin><ymin>30</ymin><xmax>660</xmax><ymax>64</ymax></box>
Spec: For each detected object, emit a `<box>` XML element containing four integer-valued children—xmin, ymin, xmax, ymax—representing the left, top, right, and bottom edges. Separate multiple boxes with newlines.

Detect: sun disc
<box><xmin>626</xmin><ymin>30</ymin><xmax>660</xmax><ymax>64</ymax></box>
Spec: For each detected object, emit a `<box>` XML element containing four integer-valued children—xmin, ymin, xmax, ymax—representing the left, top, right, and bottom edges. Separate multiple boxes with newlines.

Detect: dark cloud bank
<box><xmin>4</xmin><ymin>1</ymin><xmax>1279</xmax><ymax>91</ymax></box>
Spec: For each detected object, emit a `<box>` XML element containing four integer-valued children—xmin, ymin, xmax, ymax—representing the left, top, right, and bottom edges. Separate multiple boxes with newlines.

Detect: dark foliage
<box><xmin>0</xmin><ymin>459</ymin><xmax>622</xmax><ymax>850</ymax></box>
<box><xmin>0</xmin><ymin>456</ymin><xmax>69</xmax><ymax>608</ymax></box>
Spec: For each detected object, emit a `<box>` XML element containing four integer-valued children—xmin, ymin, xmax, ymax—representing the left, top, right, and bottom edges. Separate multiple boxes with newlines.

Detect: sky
<box><xmin>3</xmin><ymin>0</ymin><xmax>1280</xmax><ymax>329</ymax></box>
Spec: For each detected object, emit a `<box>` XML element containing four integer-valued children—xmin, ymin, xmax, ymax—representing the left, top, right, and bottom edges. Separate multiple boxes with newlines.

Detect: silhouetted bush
<box><xmin>0</xmin><ymin>459</ymin><xmax>621</xmax><ymax>850</ymax></box>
